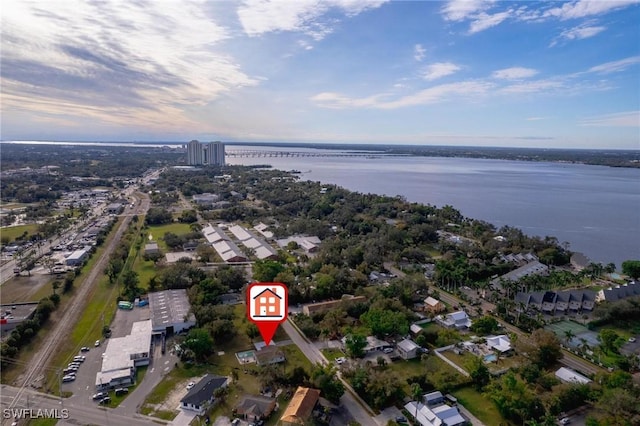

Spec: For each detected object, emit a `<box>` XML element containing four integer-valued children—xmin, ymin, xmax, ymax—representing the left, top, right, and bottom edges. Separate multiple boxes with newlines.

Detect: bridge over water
<box><xmin>226</xmin><ymin>150</ymin><xmax>409</xmax><ymax>158</ymax></box>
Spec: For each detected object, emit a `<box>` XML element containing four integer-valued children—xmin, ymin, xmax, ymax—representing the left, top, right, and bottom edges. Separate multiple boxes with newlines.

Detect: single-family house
<box><xmin>438</xmin><ymin>311</ymin><xmax>471</xmax><ymax>329</ymax></box>
<box><xmin>486</xmin><ymin>335</ymin><xmax>512</xmax><ymax>354</ymax></box>
<box><xmin>255</xmin><ymin>345</ymin><xmax>286</xmax><ymax>366</ymax></box>
<box><xmin>144</xmin><ymin>242</ymin><xmax>160</xmax><ymax>256</ymax></box>
<box><xmin>280</xmin><ymin>387</ymin><xmax>320</xmax><ymax>426</ymax></box>
<box><xmin>424</xmin><ymin>297</ymin><xmax>445</xmax><ymax>314</ymax></box>
<box><xmin>180</xmin><ymin>374</ymin><xmax>229</xmax><ymax>415</ymax></box>
<box><xmin>234</xmin><ymin>394</ymin><xmax>276</xmax><ymax>422</ymax></box>
<box><xmin>397</xmin><ymin>339</ymin><xmax>420</xmax><ymax>360</ymax></box>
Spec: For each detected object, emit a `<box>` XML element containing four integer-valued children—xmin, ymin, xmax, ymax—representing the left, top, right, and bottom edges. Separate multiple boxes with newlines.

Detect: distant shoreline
<box><xmin>2</xmin><ymin>140</ymin><xmax>639</xmax><ymax>169</ymax></box>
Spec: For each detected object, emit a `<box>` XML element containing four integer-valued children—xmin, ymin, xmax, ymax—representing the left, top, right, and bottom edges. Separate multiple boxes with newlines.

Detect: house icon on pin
<box><xmin>253</xmin><ymin>287</ymin><xmax>283</xmax><ymax>318</ymax></box>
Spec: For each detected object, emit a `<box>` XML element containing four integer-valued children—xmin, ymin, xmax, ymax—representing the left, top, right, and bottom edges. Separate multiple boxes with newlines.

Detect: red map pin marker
<box><xmin>246</xmin><ymin>282</ymin><xmax>288</xmax><ymax>346</ymax></box>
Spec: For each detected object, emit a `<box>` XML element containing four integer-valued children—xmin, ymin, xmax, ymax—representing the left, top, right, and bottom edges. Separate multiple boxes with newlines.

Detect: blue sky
<box><xmin>1</xmin><ymin>0</ymin><xmax>639</xmax><ymax>149</ymax></box>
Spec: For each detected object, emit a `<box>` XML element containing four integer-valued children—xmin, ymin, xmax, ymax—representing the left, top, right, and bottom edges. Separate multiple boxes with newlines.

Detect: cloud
<box><xmin>500</xmin><ymin>79</ymin><xmax>564</xmax><ymax>94</ymax></box>
<box><xmin>551</xmin><ymin>22</ymin><xmax>606</xmax><ymax>46</ymax></box>
<box><xmin>311</xmin><ymin>81</ymin><xmax>493</xmax><ymax>109</ymax></box>
<box><xmin>422</xmin><ymin>62</ymin><xmax>461</xmax><ymax>81</ymax></box>
<box><xmin>441</xmin><ymin>0</ymin><xmax>638</xmax><ymax>35</ymax></box>
<box><xmin>236</xmin><ymin>0</ymin><xmax>387</xmax><ymax>39</ymax></box>
<box><xmin>1</xmin><ymin>0</ymin><xmax>257</xmax><ymax>130</ymax></box>
<box><xmin>468</xmin><ymin>11</ymin><xmax>511</xmax><ymax>33</ymax></box>
<box><xmin>580</xmin><ymin>111</ymin><xmax>640</xmax><ymax>127</ymax></box>
<box><xmin>526</xmin><ymin>117</ymin><xmax>548</xmax><ymax>121</ymax></box>
<box><xmin>492</xmin><ymin>67</ymin><xmax>539</xmax><ymax>80</ymax></box>
<box><xmin>588</xmin><ymin>56</ymin><xmax>640</xmax><ymax>74</ymax></box>
<box><xmin>543</xmin><ymin>0</ymin><xmax>640</xmax><ymax>21</ymax></box>
<box><xmin>441</xmin><ymin>0</ymin><xmax>494</xmax><ymax>21</ymax></box>
<box><xmin>414</xmin><ymin>44</ymin><xmax>426</xmax><ymax>61</ymax></box>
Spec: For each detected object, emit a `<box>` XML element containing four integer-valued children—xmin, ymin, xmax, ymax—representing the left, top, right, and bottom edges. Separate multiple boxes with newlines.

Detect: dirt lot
<box><xmin>146</xmin><ymin>375</ymin><xmax>206</xmax><ymax>415</ymax></box>
<box><xmin>0</xmin><ymin>272</ymin><xmax>52</xmax><ymax>304</ymax></box>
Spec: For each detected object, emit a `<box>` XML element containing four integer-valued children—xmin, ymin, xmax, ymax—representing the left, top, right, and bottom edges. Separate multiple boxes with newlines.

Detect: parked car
<box><xmin>92</xmin><ymin>392</ymin><xmax>108</xmax><ymax>400</ymax></box>
<box><xmin>383</xmin><ymin>347</ymin><xmax>394</xmax><ymax>354</ymax></box>
<box><xmin>395</xmin><ymin>416</ymin><xmax>407</xmax><ymax>423</ymax></box>
<box><xmin>559</xmin><ymin>418</ymin><xmax>570</xmax><ymax>425</ymax></box>
<box><xmin>186</xmin><ymin>382</ymin><xmax>195</xmax><ymax>390</ymax></box>
<box><xmin>94</xmin><ymin>340</ymin><xmax>100</xmax><ymax>347</ymax></box>
<box><xmin>335</xmin><ymin>357</ymin><xmax>347</xmax><ymax>365</ymax></box>
<box><xmin>62</xmin><ymin>375</ymin><xmax>75</xmax><ymax>382</ymax></box>
<box><xmin>73</xmin><ymin>356</ymin><xmax>86</xmax><ymax>362</ymax></box>
<box><xmin>629</xmin><ymin>337</ymin><xmax>636</xmax><ymax>343</ymax></box>
<box><xmin>80</xmin><ymin>347</ymin><xmax>90</xmax><ymax>352</ymax></box>
<box><xmin>63</xmin><ymin>368</ymin><xmax>75</xmax><ymax>375</ymax></box>
<box><xmin>115</xmin><ymin>388</ymin><xmax>129</xmax><ymax>396</ymax></box>
<box><xmin>99</xmin><ymin>397</ymin><xmax>111</xmax><ymax>405</ymax></box>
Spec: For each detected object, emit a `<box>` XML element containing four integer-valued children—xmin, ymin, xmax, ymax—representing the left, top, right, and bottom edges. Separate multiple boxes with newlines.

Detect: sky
<box><xmin>1</xmin><ymin>0</ymin><xmax>639</xmax><ymax>149</ymax></box>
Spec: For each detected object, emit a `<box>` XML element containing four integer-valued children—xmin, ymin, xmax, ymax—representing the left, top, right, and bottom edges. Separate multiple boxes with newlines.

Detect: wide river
<box><xmin>227</xmin><ymin>147</ymin><xmax>640</xmax><ymax>268</ymax></box>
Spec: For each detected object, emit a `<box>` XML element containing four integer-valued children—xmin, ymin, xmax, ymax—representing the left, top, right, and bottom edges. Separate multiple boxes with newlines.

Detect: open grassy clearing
<box><xmin>1</xmin><ymin>224</ymin><xmax>39</xmax><ymax>242</ymax></box>
<box><xmin>146</xmin><ymin>223</ymin><xmax>192</xmax><ymax>251</ymax></box>
<box><xmin>321</xmin><ymin>348</ymin><xmax>345</xmax><ymax>361</ymax></box>
<box><xmin>452</xmin><ymin>386</ymin><xmax>505</xmax><ymax>426</ymax></box>
<box><xmin>0</xmin><ymin>274</ymin><xmax>55</xmax><ymax>304</ymax></box>
<box><xmin>132</xmin><ymin>253</ymin><xmax>157</xmax><ymax>289</ymax></box>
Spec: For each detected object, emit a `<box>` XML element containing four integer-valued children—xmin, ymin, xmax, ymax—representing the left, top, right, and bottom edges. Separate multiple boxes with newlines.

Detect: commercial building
<box><xmin>202</xmin><ymin>224</ymin><xmax>248</xmax><ymax>263</ymax></box>
<box><xmin>404</xmin><ymin>401</ymin><xmax>466</xmax><ymax>426</ymax></box>
<box><xmin>95</xmin><ymin>320</ymin><xmax>152</xmax><ymax>391</ymax></box>
<box><xmin>276</xmin><ymin>235</ymin><xmax>322</xmax><ymax>253</ymax></box>
<box><xmin>186</xmin><ymin>140</ymin><xmax>225</xmax><ymax>166</ymax></box>
<box><xmin>148</xmin><ymin>289</ymin><xmax>196</xmax><ymax>335</ymax></box>
<box><xmin>65</xmin><ymin>248</ymin><xmax>89</xmax><ymax>266</ymax></box>
<box><xmin>228</xmin><ymin>224</ymin><xmax>278</xmax><ymax>260</ymax></box>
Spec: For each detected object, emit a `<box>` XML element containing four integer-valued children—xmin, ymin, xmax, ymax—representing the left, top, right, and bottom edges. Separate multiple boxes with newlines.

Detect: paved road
<box><xmin>0</xmin><ymin>384</ymin><xmax>165</xmax><ymax>426</ymax></box>
<box><xmin>282</xmin><ymin>319</ymin><xmax>377</xmax><ymax>426</ymax></box>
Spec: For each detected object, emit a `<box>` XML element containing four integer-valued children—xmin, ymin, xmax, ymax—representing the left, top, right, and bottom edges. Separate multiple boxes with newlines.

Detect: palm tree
<box><xmin>564</xmin><ymin>330</ymin><xmax>575</xmax><ymax>347</ymax></box>
<box><xmin>410</xmin><ymin>383</ymin><xmax>422</xmax><ymax>420</ymax></box>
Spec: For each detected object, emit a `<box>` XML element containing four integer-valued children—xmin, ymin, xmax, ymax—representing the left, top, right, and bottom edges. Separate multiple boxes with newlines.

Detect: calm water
<box><xmin>228</xmin><ymin>148</ymin><xmax>640</xmax><ymax>268</ymax></box>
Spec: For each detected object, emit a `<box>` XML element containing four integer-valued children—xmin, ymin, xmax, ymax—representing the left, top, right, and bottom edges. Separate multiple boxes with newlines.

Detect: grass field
<box><xmin>452</xmin><ymin>386</ymin><xmax>505</xmax><ymax>426</ymax></box>
<box><xmin>321</xmin><ymin>348</ymin><xmax>345</xmax><ymax>361</ymax></box>
<box><xmin>146</xmin><ymin>223</ymin><xmax>193</xmax><ymax>251</ymax></box>
<box><xmin>0</xmin><ymin>224</ymin><xmax>39</xmax><ymax>242</ymax></box>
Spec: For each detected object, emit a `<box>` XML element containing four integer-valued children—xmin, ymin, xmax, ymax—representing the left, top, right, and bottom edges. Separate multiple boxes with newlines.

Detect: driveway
<box><xmin>374</xmin><ymin>406</ymin><xmax>403</xmax><ymax>426</ymax></box>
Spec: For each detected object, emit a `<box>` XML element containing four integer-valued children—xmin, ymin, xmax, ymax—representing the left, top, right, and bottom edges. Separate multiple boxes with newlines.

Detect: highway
<box><xmin>282</xmin><ymin>320</ymin><xmax>378</xmax><ymax>426</ymax></box>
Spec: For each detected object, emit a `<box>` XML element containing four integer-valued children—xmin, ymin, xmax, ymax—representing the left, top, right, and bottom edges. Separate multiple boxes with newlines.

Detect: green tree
<box><xmin>182</xmin><ymin>328</ymin><xmax>213</xmax><ymax>361</ymax></box>
<box><xmin>621</xmin><ymin>260</ymin><xmax>640</xmax><ymax>279</ymax></box>
<box><xmin>310</xmin><ymin>364</ymin><xmax>345</xmax><ymax>404</ymax></box>
<box><xmin>360</xmin><ymin>308</ymin><xmax>409</xmax><ymax>338</ymax></box>
<box><xmin>517</xmin><ymin>329</ymin><xmax>562</xmax><ymax>369</ymax></box>
<box><xmin>345</xmin><ymin>333</ymin><xmax>367</xmax><ymax>358</ymax></box>
<box><xmin>598</xmin><ymin>329</ymin><xmax>621</xmax><ymax>354</ymax></box>
<box><xmin>253</xmin><ymin>260</ymin><xmax>285</xmax><ymax>282</ymax></box>
<box><xmin>470</xmin><ymin>316</ymin><xmax>499</xmax><ymax>335</ymax></box>
<box><xmin>466</xmin><ymin>356</ymin><xmax>491</xmax><ymax>390</ymax></box>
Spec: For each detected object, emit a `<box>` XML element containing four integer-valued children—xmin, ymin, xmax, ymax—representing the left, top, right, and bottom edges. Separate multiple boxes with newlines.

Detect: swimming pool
<box><xmin>235</xmin><ymin>350</ymin><xmax>256</xmax><ymax>364</ymax></box>
<box><xmin>484</xmin><ymin>354</ymin><xmax>497</xmax><ymax>363</ymax></box>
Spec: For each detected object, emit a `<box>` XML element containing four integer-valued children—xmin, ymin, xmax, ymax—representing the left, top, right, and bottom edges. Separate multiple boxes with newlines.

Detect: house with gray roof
<box><xmin>180</xmin><ymin>374</ymin><xmax>229</xmax><ymax>414</ymax></box>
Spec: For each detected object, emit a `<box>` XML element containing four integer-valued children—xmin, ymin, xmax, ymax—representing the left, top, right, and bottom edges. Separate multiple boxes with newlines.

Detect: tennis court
<box><xmin>546</xmin><ymin>321</ymin><xmax>600</xmax><ymax>348</ymax></box>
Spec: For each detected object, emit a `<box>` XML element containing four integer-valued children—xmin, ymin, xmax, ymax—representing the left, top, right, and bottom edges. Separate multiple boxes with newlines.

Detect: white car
<box><xmin>383</xmin><ymin>347</ymin><xmax>394</xmax><ymax>354</ymax></box>
<box><xmin>629</xmin><ymin>337</ymin><xmax>637</xmax><ymax>343</ymax></box>
<box><xmin>335</xmin><ymin>357</ymin><xmax>347</xmax><ymax>365</ymax></box>
<box><xmin>186</xmin><ymin>382</ymin><xmax>195</xmax><ymax>390</ymax></box>
<box><xmin>95</xmin><ymin>340</ymin><xmax>100</xmax><ymax>347</ymax></box>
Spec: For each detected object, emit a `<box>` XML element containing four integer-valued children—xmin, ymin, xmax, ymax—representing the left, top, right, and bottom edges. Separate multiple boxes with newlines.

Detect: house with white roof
<box><xmin>486</xmin><ymin>335</ymin><xmax>512</xmax><ymax>354</ymax></box>
<box><xmin>437</xmin><ymin>311</ymin><xmax>471</xmax><ymax>329</ymax></box>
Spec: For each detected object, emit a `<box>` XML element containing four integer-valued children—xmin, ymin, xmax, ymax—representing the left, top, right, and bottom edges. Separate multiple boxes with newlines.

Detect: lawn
<box><xmin>1</xmin><ymin>224</ymin><xmax>39</xmax><ymax>242</ymax></box>
<box><xmin>321</xmin><ymin>348</ymin><xmax>345</xmax><ymax>361</ymax></box>
<box><xmin>452</xmin><ymin>386</ymin><xmax>506</xmax><ymax>426</ymax></box>
<box><xmin>146</xmin><ymin>223</ymin><xmax>193</xmax><ymax>251</ymax></box>
<box><xmin>131</xmin><ymin>250</ymin><xmax>158</xmax><ymax>289</ymax></box>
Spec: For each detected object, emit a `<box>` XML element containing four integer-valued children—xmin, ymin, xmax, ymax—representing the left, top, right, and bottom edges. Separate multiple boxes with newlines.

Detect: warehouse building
<box><xmin>148</xmin><ymin>289</ymin><xmax>196</xmax><ymax>335</ymax></box>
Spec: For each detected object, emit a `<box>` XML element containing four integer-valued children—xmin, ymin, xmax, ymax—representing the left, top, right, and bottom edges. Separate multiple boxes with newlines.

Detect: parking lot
<box><xmin>61</xmin><ymin>305</ymin><xmax>152</xmax><ymax>407</ymax></box>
